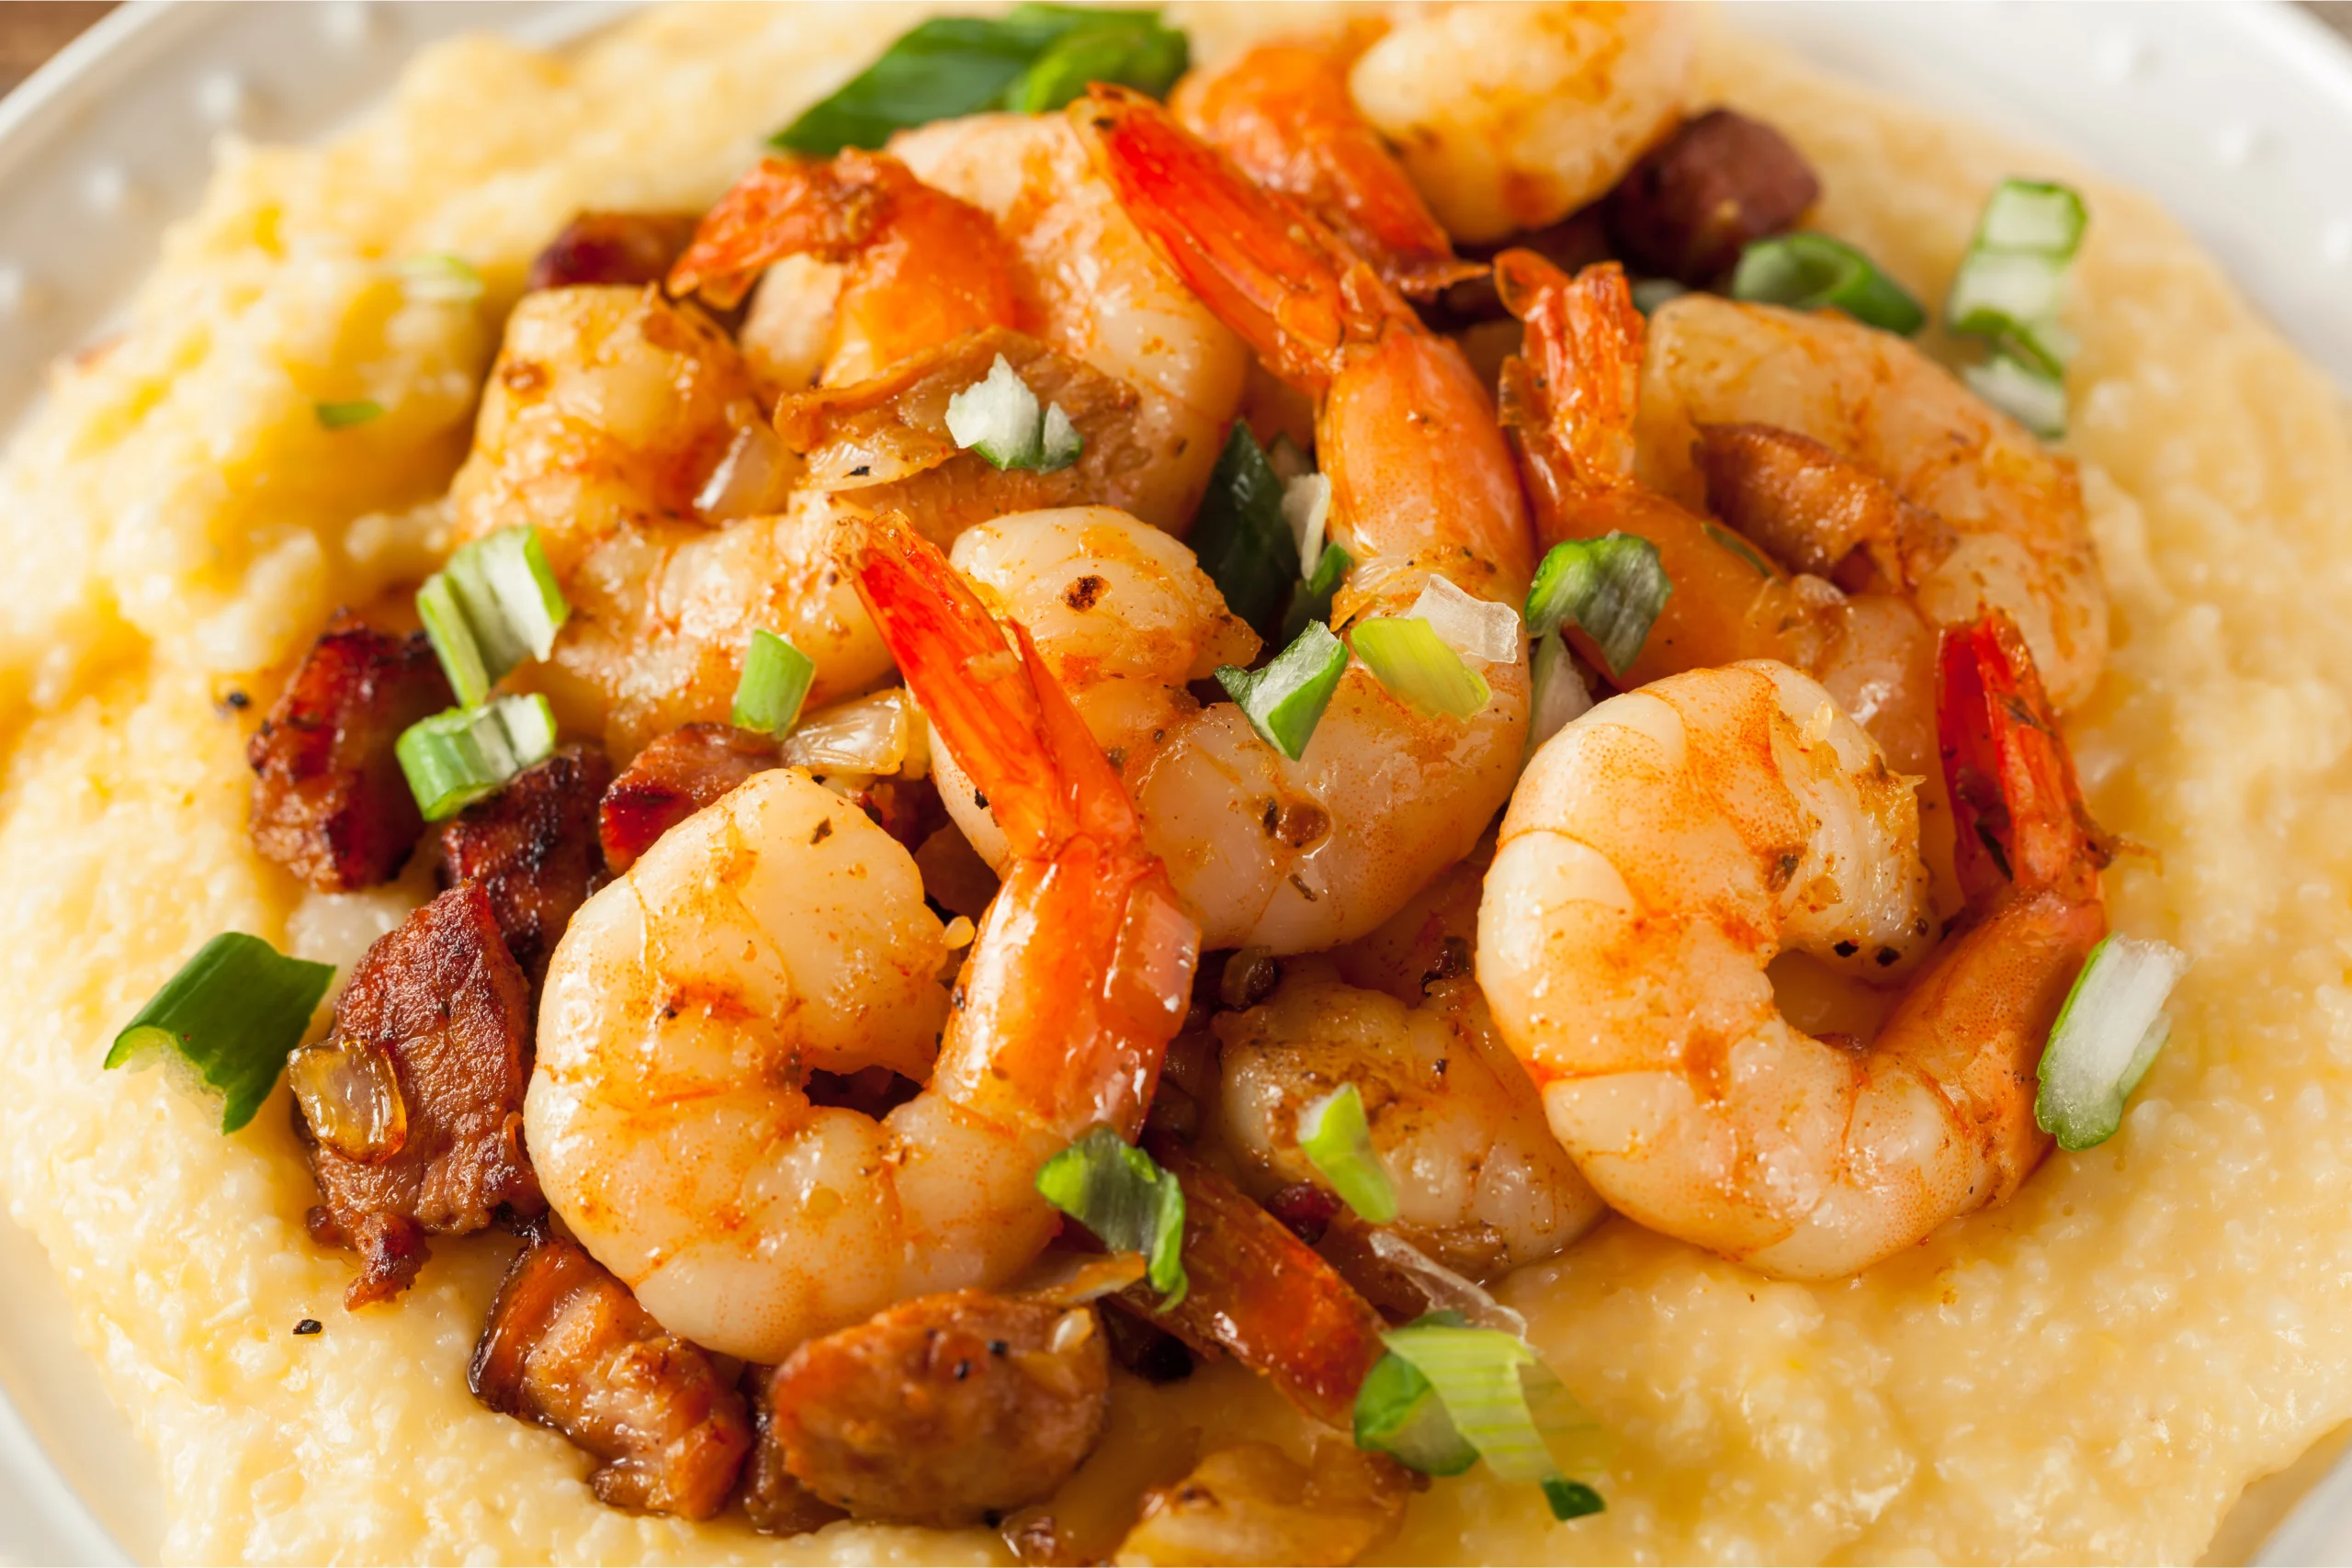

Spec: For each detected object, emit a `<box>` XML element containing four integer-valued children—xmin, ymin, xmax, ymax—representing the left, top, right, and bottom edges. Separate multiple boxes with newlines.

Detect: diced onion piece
<box><xmin>315</xmin><ymin>399</ymin><xmax>384</xmax><ymax>430</ymax></box>
<box><xmin>1266</xmin><ymin>433</ymin><xmax>1311</xmax><ymax>483</ymax></box>
<box><xmin>1526</xmin><ymin>631</ymin><xmax>1594</xmax><ymax>756</ymax></box>
<box><xmin>944</xmin><ymin>354</ymin><xmax>1078</xmax><ymax>472</ymax></box>
<box><xmin>1404</xmin><ymin>575</ymin><xmax>1521</xmax><ymax>666</ymax></box>
<box><xmin>1730</xmin><ymin>232</ymin><xmax>1925</xmax><ymax>336</ymax></box>
<box><xmin>1217</xmin><ymin>620</ymin><xmax>1348</xmax><ymax>761</ymax></box>
<box><xmin>1352</xmin><ymin>617</ymin><xmax>1491</xmax><ymax>720</ymax></box>
<box><xmin>1039</xmin><ymin>399</ymin><xmax>1084</xmax><ymax>469</ymax></box>
<box><xmin>695</xmin><ymin>421</ymin><xmax>792</xmax><ymax>522</ymax></box>
<box><xmin>1296</xmin><ymin>1083</ymin><xmax>1399</xmax><ymax>1224</ymax></box>
<box><xmin>1963</xmin><ymin>355</ymin><xmax>2068</xmax><ymax>441</ymax></box>
<box><xmin>398</xmin><ymin>253</ymin><xmax>483</xmax><ymax>304</ymax></box>
<box><xmin>105</xmin><ymin>932</ymin><xmax>335</xmax><ymax>1134</ymax></box>
<box><xmin>287</xmin><ymin>1035</ymin><xmax>408</xmax><ymax>1163</ymax></box>
<box><xmin>2034</xmin><ymin>933</ymin><xmax>2189</xmax><ymax>1151</ymax></box>
<box><xmin>1035</xmin><ymin>1124</ymin><xmax>1189</xmax><ymax>1307</ymax></box>
<box><xmin>395</xmin><ymin>694</ymin><xmax>560</xmax><ymax>822</ymax></box>
<box><xmin>1282</xmin><ymin>471</ymin><xmax>1332</xmax><ymax>578</ymax></box>
<box><xmin>732</xmin><ymin>629</ymin><xmax>817</xmax><ymax>737</ymax></box>
<box><xmin>1522</xmin><ymin>534</ymin><xmax>1671</xmax><ymax>678</ymax></box>
<box><xmin>1191</xmin><ymin>423</ymin><xmax>1300</xmax><ymax>638</ymax></box>
<box><xmin>782</xmin><ymin>687</ymin><xmax>917</xmax><ymax>773</ymax></box>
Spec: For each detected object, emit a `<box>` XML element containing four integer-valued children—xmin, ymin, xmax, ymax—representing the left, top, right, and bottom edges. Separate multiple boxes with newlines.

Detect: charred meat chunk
<box><xmin>598</xmin><ymin>723</ymin><xmax>778</xmax><ymax>874</ymax></box>
<box><xmin>738</xmin><ymin>1365</ymin><xmax>848</xmax><ymax>1537</ymax></box>
<box><xmin>470</xmin><ymin>1227</ymin><xmax>753</xmax><ymax>1519</ymax></box>
<box><xmin>439</xmin><ymin>743</ymin><xmax>613</xmax><ymax>987</ymax></box>
<box><xmin>525</xmin><ymin>210</ymin><xmax>703</xmax><ymax>293</ymax></box>
<box><xmin>1602</xmin><ymin>107</ymin><xmax>1822</xmax><ymax>285</ymax></box>
<box><xmin>247</xmin><ymin>614</ymin><xmax>452</xmax><ymax>892</ymax></box>
<box><xmin>300</xmin><ymin>884</ymin><xmax>543</xmax><ymax>1306</ymax></box>
<box><xmin>758</xmin><ymin>1290</ymin><xmax>1112</xmax><ymax>1527</ymax></box>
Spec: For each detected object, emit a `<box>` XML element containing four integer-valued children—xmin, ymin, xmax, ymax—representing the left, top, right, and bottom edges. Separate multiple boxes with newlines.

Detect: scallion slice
<box><xmin>1217</xmin><ymin>620</ymin><xmax>1348</xmax><ymax>762</ymax></box>
<box><xmin>943</xmin><ymin>354</ymin><xmax>1081</xmax><ymax>473</ymax></box>
<box><xmin>1035</xmin><ymin>1124</ymin><xmax>1188</xmax><ymax>1307</ymax></box>
<box><xmin>1963</xmin><ymin>355</ymin><xmax>2068</xmax><ymax>441</ymax></box>
<box><xmin>1352</xmin><ymin>617</ymin><xmax>1491</xmax><ymax>720</ymax></box>
<box><xmin>1947</xmin><ymin>178</ymin><xmax>2088</xmax><ymax>437</ymax></box>
<box><xmin>395</xmin><ymin>693</ymin><xmax>560</xmax><ymax>822</ymax></box>
<box><xmin>1522</xmin><ymin>535</ymin><xmax>1670</xmax><ymax>679</ymax></box>
<box><xmin>732</xmin><ymin>629</ymin><xmax>817</xmax><ymax>737</ymax></box>
<box><xmin>1297</xmin><ymin>1083</ymin><xmax>1398</xmax><ymax>1224</ymax></box>
<box><xmin>1526</xmin><ymin>631</ymin><xmax>1594</xmax><ymax>756</ymax></box>
<box><xmin>419</xmin><ymin>526</ymin><xmax>571</xmax><ymax>707</ymax></box>
<box><xmin>315</xmin><ymin>399</ymin><xmax>384</xmax><ymax>430</ymax></box>
<box><xmin>1283</xmin><ymin>471</ymin><xmax>1332</xmax><ymax>579</ymax></box>
<box><xmin>2034</xmin><ymin>933</ymin><xmax>2188</xmax><ymax>1151</ymax></box>
<box><xmin>1191</xmin><ymin>423</ymin><xmax>1300</xmax><ymax>638</ymax></box>
<box><xmin>399</xmin><ymin>253</ymin><xmax>484</xmax><ymax>304</ymax></box>
<box><xmin>1353</xmin><ymin>1320</ymin><xmax>1480</xmax><ymax>1477</ymax></box>
<box><xmin>106</xmin><ymin>933</ymin><xmax>335</xmax><ymax>1134</ymax></box>
<box><xmin>1731</xmin><ymin>232</ymin><xmax>1926</xmax><ymax>336</ymax></box>
<box><xmin>1278</xmin><ymin>542</ymin><xmax>1352</xmax><ymax>648</ymax></box>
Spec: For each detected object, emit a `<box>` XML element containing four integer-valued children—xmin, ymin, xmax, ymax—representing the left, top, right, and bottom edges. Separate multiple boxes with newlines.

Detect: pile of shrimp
<box><xmin>435</xmin><ymin>2</ymin><xmax>2120</xmax><ymax>1554</ymax></box>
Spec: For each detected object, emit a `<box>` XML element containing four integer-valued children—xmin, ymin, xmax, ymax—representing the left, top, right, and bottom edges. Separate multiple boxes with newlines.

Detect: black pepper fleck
<box><xmin>809</xmin><ymin>818</ymin><xmax>834</xmax><ymax>845</ymax></box>
<box><xmin>1833</xmin><ymin>941</ymin><xmax>1859</xmax><ymax>958</ymax></box>
<box><xmin>293</xmin><ymin>1318</ymin><xmax>322</xmax><ymax>1336</ymax></box>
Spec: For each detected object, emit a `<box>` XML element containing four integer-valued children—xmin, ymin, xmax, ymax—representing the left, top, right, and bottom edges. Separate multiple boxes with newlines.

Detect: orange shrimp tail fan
<box><xmin>1495</xmin><ymin>253</ymin><xmax>1643</xmax><ymax>494</ymax></box>
<box><xmin>665</xmin><ymin>152</ymin><xmax>903</xmax><ymax>306</ymax></box>
<box><xmin>1937</xmin><ymin>608</ymin><xmax>2111</xmax><ymax>906</ymax></box>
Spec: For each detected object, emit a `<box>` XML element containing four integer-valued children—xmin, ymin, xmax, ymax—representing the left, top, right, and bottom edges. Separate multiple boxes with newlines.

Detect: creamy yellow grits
<box><xmin>1</xmin><ymin>5</ymin><xmax>2348</xmax><ymax>1563</ymax></box>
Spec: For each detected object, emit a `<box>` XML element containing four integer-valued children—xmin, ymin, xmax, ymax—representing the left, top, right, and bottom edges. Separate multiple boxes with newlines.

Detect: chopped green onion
<box><xmin>1702</xmin><ymin>521</ymin><xmax>1775</xmax><ymax>580</ymax></box>
<box><xmin>1947</xmin><ymin>179</ymin><xmax>2088</xmax><ymax>437</ymax></box>
<box><xmin>1731</xmin><ymin>232</ymin><xmax>1925</xmax><ymax>336</ymax></box>
<box><xmin>1522</xmin><ymin>535</ymin><xmax>1670</xmax><ymax>678</ymax></box>
<box><xmin>1527</xmin><ymin>631</ymin><xmax>1593</xmax><ymax>756</ymax></box>
<box><xmin>1035</xmin><ymin>1124</ymin><xmax>1188</xmax><ymax>1307</ymax></box>
<box><xmin>1217</xmin><ymin>620</ymin><xmax>1348</xmax><ymax>761</ymax></box>
<box><xmin>732</xmin><ymin>629</ymin><xmax>817</xmax><ymax>736</ymax></box>
<box><xmin>398</xmin><ymin>253</ymin><xmax>483</xmax><ymax>304</ymax></box>
<box><xmin>1353</xmin><ymin>1319</ymin><xmax>1480</xmax><ymax>1477</ymax></box>
<box><xmin>943</xmin><ymin>354</ymin><xmax>1080</xmax><ymax>472</ymax></box>
<box><xmin>1277</xmin><ymin>542</ymin><xmax>1352</xmax><ymax>648</ymax></box>
<box><xmin>1297</xmin><ymin>1083</ymin><xmax>1398</xmax><ymax>1224</ymax></box>
<box><xmin>1963</xmin><ymin>355</ymin><xmax>2068</xmax><ymax>441</ymax></box>
<box><xmin>773</xmin><ymin>5</ymin><xmax>1188</xmax><ymax>154</ymax></box>
<box><xmin>1191</xmin><ymin>423</ymin><xmax>1300</xmax><ymax>638</ymax></box>
<box><xmin>1352</xmin><ymin>617</ymin><xmax>1491</xmax><ymax>720</ymax></box>
<box><xmin>315</xmin><ymin>399</ymin><xmax>384</xmax><ymax>430</ymax></box>
<box><xmin>1629</xmin><ymin>277</ymin><xmax>1688</xmax><ymax>316</ymax></box>
<box><xmin>395</xmin><ymin>694</ymin><xmax>560</xmax><ymax>822</ymax></box>
<box><xmin>1283</xmin><ymin>471</ymin><xmax>1331</xmax><ymax>578</ymax></box>
<box><xmin>419</xmin><ymin>526</ymin><xmax>571</xmax><ymax>707</ymax></box>
<box><xmin>2034</xmin><ymin>933</ymin><xmax>2188</xmax><ymax>1151</ymax></box>
<box><xmin>106</xmin><ymin>933</ymin><xmax>335</xmax><ymax>1134</ymax></box>
<box><xmin>1542</xmin><ymin>1479</ymin><xmax>1607</xmax><ymax>1520</ymax></box>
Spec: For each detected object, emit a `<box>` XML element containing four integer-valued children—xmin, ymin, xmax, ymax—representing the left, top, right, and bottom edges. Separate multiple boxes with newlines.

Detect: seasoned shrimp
<box><xmin>1346</xmin><ymin>2</ymin><xmax>1694</xmax><ymax>244</ymax></box>
<box><xmin>1216</xmin><ymin>959</ymin><xmax>1604</xmax><ymax>1279</ymax></box>
<box><xmin>1478</xmin><ymin>615</ymin><xmax>2109</xmax><ymax>1278</ymax></box>
<box><xmin>1171</xmin><ymin>28</ymin><xmax>1480</xmax><ymax>299</ymax></box>
<box><xmin>526</xmin><ymin>517</ymin><xmax>1198</xmax><ymax>1361</ymax></box>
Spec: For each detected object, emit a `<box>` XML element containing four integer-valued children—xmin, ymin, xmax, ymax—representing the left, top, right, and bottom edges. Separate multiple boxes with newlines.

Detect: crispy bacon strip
<box><xmin>470</xmin><ymin>1227</ymin><xmax>753</xmax><ymax>1519</ymax></box>
<box><xmin>596</xmin><ymin>723</ymin><xmax>778</xmax><ymax>874</ymax></box>
<box><xmin>440</xmin><ymin>743</ymin><xmax>612</xmax><ymax>987</ymax></box>
<box><xmin>247</xmin><ymin>614</ymin><xmax>451</xmax><ymax>892</ymax></box>
<box><xmin>1692</xmin><ymin>421</ymin><xmax>1942</xmax><ymax>592</ymax></box>
<box><xmin>525</xmin><ymin>210</ymin><xmax>703</xmax><ymax>293</ymax></box>
<box><xmin>302</xmin><ymin>884</ymin><xmax>542</xmax><ymax>1306</ymax></box>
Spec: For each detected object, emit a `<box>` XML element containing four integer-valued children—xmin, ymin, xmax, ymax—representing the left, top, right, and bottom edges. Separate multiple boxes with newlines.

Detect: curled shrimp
<box><xmin>1170</xmin><ymin>28</ymin><xmax>1480</xmax><ymax>300</ymax></box>
<box><xmin>1478</xmin><ymin>613</ymin><xmax>2109</xmax><ymax>1278</ymax></box>
<box><xmin>526</xmin><ymin>515</ymin><xmax>1197</xmax><ymax>1361</ymax></box>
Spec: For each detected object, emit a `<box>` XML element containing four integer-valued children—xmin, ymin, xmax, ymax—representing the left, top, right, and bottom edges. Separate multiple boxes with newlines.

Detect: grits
<box><xmin>0</xmin><ymin>5</ymin><xmax>2346</xmax><ymax>1563</ymax></box>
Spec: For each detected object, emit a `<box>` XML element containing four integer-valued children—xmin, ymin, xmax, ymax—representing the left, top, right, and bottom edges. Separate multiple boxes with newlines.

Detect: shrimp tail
<box><xmin>1495</xmin><ymin>253</ymin><xmax>1642</xmax><ymax>493</ymax></box>
<box><xmin>1937</xmin><ymin>608</ymin><xmax>2111</xmax><ymax>906</ymax></box>
<box><xmin>668</xmin><ymin>152</ymin><xmax>896</xmax><ymax>306</ymax></box>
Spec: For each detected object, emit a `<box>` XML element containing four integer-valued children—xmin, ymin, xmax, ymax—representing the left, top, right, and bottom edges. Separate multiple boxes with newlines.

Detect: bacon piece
<box><xmin>738</xmin><ymin>1365</ymin><xmax>849</xmax><ymax>1536</ymax></box>
<box><xmin>469</xmin><ymin>1227</ymin><xmax>753</xmax><ymax>1519</ymax></box>
<box><xmin>439</xmin><ymin>743</ymin><xmax>613</xmax><ymax>987</ymax></box>
<box><xmin>301</xmin><ymin>884</ymin><xmax>543</xmax><ymax>1306</ymax></box>
<box><xmin>247</xmin><ymin>614</ymin><xmax>452</xmax><ymax>892</ymax></box>
<box><xmin>1692</xmin><ymin>421</ymin><xmax>1938</xmax><ymax>591</ymax></box>
<box><xmin>1602</xmin><ymin>107</ymin><xmax>1822</xmax><ymax>284</ymax></box>
<box><xmin>525</xmin><ymin>210</ymin><xmax>703</xmax><ymax>293</ymax></box>
<box><xmin>758</xmin><ymin>1291</ymin><xmax>1112</xmax><ymax>1526</ymax></box>
<box><xmin>596</xmin><ymin>723</ymin><xmax>778</xmax><ymax>874</ymax></box>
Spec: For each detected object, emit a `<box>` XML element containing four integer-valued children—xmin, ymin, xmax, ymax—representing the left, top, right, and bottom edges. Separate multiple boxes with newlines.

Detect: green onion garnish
<box><xmin>418</xmin><ymin>526</ymin><xmax>571</xmax><ymax>708</ymax></box>
<box><xmin>2034</xmin><ymin>933</ymin><xmax>2188</xmax><ymax>1151</ymax></box>
<box><xmin>1522</xmin><ymin>535</ymin><xmax>1670</xmax><ymax>679</ymax></box>
<box><xmin>1035</xmin><ymin>1124</ymin><xmax>1188</xmax><ymax>1308</ymax></box>
<box><xmin>1353</xmin><ymin>1318</ymin><xmax>1480</xmax><ymax>1477</ymax></box>
<box><xmin>1946</xmin><ymin>179</ymin><xmax>2087</xmax><ymax>437</ymax></box>
<box><xmin>1526</xmin><ymin>631</ymin><xmax>1593</xmax><ymax>757</ymax></box>
<box><xmin>1217</xmin><ymin>620</ymin><xmax>1348</xmax><ymax>762</ymax></box>
<box><xmin>106</xmin><ymin>933</ymin><xmax>335</xmax><ymax>1134</ymax></box>
<box><xmin>943</xmin><ymin>354</ymin><xmax>1082</xmax><ymax>473</ymax></box>
<box><xmin>1283</xmin><ymin>471</ymin><xmax>1331</xmax><ymax>578</ymax></box>
<box><xmin>395</xmin><ymin>694</ymin><xmax>560</xmax><ymax>822</ymax></box>
<box><xmin>1278</xmin><ymin>542</ymin><xmax>1352</xmax><ymax>648</ymax></box>
<box><xmin>1351</xmin><ymin>617</ymin><xmax>1492</xmax><ymax>720</ymax></box>
<box><xmin>398</xmin><ymin>253</ymin><xmax>483</xmax><ymax>304</ymax></box>
<box><xmin>1628</xmin><ymin>277</ymin><xmax>1689</xmax><ymax>316</ymax></box>
<box><xmin>731</xmin><ymin>629</ymin><xmax>817</xmax><ymax>737</ymax></box>
<box><xmin>1297</xmin><ymin>1083</ymin><xmax>1398</xmax><ymax>1224</ymax></box>
<box><xmin>315</xmin><ymin>400</ymin><xmax>385</xmax><ymax>430</ymax></box>
<box><xmin>1191</xmin><ymin>423</ymin><xmax>1300</xmax><ymax>639</ymax></box>
<box><xmin>1963</xmin><ymin>355</ymin><xmax>2068</xmax><ymax>441</ymax></box>
<box><xmin>773</xmin><ymin>5</ymin><xmax>1188</xmax><ymax>154</ymax></box>
<box><xmin>1731</xmin><ymin>232</ymin><xmax>1925</xmax><ymax>336</ymax></box>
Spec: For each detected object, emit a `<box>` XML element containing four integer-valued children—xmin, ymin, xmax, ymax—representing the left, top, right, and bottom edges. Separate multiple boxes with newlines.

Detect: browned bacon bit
<box><xmin>1602</xmin><ymin>107</ymin><xmax>1822</xmax><ymax>285</ymax></box>
<box><xmin>300</xmin><ymin>884</ymin><xmax>543</xmax><ymax>1307</ymax></box>
<box><xmin>469</xmin><ymin>1226</ymin><xmax>753</xmax><ymax>1519</ymax></box>
<box><xmin>1693</xmin><ymin>421</ymin><xmax>1945</xmax><ymax>593</ymax></box>
<box><xmin>247</xmin><ymin>614</ymin><xmax>453</xmax><ymax>893</ymax></box>
<box><xmin>737</xmin><ymin>1364</ymin><xmax>849</xmax><ymax>1537</ymax></box>
<box><xmin>439</xmin><ymin>743</ymin><xmax>613</xmax><ymax>988</ymax></box>
<box><xmin>853</xmin><ymin>773</ymin><xmax>949</xmax><ymax>855</ymax></box>
<box><xmin>596</xmin><ymin>723</ymin><xmax>778</xmax><ymax>874</ymax></box>
<box><xmin>1262</xmin><ymin>1181</ymin><xmax>1343</xmax><ymax>1247</ymax></box>
<box><xmin>1101</xmin><ymin>1303</ymin><xmax>1194</xmax><ymax>1385</ymax></box>
<box><xmin>525</xmin><ymin>210</ymin><xmax>704</xmax><ymax>293</ymax></box>
<box><xmin>1420</xmin><ymin>207</ymin><xmax>1613</xmax><ymax>332</ymax></box>
<box><xmin>1128</xmin><ymin>1139</ymin><xmax>1389</xmax><ymax>1430</ymax></box>
<box><xmin>759</xmin><ymin>1290</ymin><xmax>1113</xmax><ymax>1527</ymax></box>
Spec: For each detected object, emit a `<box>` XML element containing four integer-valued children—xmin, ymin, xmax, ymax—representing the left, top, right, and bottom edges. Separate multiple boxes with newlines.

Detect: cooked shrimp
<box><xmin>1216</xmin><ymin>959</ymin><xmax>1604</xmax><ymax>1279</ymax></box>
<box><xmin>1638</xmin><ymin>290</ymin><xmax>2109</xmax><ymax>711</ymax></box>
<box><xmin>526</xmin><ymin>518</ymin><xmax>1198</xmax><ymax>1361</ymax></box>
<box><xmin>1346</xmin><ymin>2</ymin><xmax>1695</xmax><ymax>245</ymax></box>
<box><xmin>1171</xmin><ymin>29</ymin><xmax>1480</xmax><ymax>299</ymax></box>
<box><xmin>1478</xmin><ymin>614</ymin><xmax>2109</xmax><ymax>1278</ymax></box>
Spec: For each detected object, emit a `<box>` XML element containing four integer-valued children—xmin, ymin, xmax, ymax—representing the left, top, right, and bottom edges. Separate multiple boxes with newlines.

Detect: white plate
<box><xmin>0</xmin><ymin>4</ymin><xmax>2347</xmax><ymax>1564</ymax></box>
